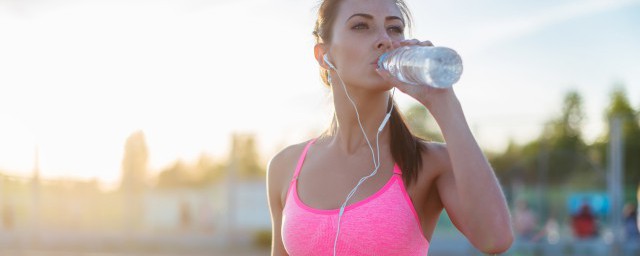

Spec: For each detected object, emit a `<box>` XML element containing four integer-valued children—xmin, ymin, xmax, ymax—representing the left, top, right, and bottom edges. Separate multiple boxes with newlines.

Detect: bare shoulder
<box><xmin>268</xmin><ymin>140</ymin><xmax>310</xmax><ymax>182</ymax></box>
<box><xmin>267</xmin><ymin>140</ymin><xmax>313</xmax><ymax>205</ymax></box>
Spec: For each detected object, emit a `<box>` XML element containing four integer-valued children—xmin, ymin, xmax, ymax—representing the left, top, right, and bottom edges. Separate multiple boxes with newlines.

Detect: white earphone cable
<box><xmin>327</xmin><ymin>62</ymin><xmax>395</xmax><ymax>256</ymax></box>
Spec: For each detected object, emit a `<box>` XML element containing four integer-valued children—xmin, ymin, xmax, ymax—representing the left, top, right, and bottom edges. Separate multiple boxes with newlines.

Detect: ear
<box><xmin>314</xmin><ymin>43</ymin><xmax>331</xmax><ymax>70</ymax></box>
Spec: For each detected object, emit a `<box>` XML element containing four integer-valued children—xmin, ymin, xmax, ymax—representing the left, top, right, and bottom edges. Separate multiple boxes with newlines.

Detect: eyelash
<box><xmin>351</xmin><ymin>23</ymin><xmax>404</xmax><ymax>34</ymax></box>
<box><xmin>388</xmin><ymin>26</ymin><xmax>404</xmax><ymax>34</ymax></box>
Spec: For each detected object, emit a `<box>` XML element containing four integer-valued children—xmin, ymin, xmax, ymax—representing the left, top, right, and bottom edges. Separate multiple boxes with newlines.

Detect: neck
<box><xmin>329</xmin><ymin>80</ymin><xmax>393</xmax><ymax>155</ymax></box>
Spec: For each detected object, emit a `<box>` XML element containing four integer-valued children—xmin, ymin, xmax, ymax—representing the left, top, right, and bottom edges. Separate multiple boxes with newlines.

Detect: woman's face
<box><xmin>327</xmin><ymin>0</ymin><xmax>405</xmax><ymax>90</ymax></box>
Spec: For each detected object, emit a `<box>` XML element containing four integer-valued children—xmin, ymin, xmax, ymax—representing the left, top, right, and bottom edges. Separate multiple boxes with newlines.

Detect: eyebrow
<box><xmin>346</xmin><ymin>13</ymin><xmax>404</xmax><ymax>25</ymax></box>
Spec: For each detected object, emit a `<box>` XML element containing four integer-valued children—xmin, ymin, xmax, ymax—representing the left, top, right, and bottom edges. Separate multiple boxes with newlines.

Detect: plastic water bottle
<box><xmin>377</xmin><ymin>45</ymin><xmax>463</xmax><ymax>88</ymax></box>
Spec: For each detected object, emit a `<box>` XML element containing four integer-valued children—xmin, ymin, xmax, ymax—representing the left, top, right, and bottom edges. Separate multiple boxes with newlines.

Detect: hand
<box><xmin>375</xmin><ymin>39</ymin><xmax>454</xmax><ymax>107</ymax></box>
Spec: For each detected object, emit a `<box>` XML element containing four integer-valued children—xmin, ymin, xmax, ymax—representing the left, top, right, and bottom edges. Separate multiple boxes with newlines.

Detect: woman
<box><xmin>267</xmin><ymin>0</ymin><xmax>513</xmax><ymax>255</ymax></box>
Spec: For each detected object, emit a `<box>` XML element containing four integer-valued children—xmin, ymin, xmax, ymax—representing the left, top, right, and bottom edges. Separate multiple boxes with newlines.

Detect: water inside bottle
<box><xmin>428</xmin><ymin>48</ymin><xmax>463</xmax><ymax>88</ymax></box>
<box><xmin>378</xmin><ymin>46</ymin><xmax>462</xmax><ymax>88</ymax></box>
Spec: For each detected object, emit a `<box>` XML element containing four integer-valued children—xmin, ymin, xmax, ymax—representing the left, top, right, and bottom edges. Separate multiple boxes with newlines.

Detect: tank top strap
<box><xmin>292</xmin><ymin>138</ymin><xmax>318</xmax><ymax>181</ymax></box>
<box><xmin>392</xmin><ymin>163</ymin><xmax>402</xmax><ymax>175</ymax></box>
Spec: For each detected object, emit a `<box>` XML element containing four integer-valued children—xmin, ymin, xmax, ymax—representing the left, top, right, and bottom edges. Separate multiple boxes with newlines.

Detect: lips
<box><xmin>372</xmin><ymin>56</ymin><xmax>381</xmax><ymax>65</ymax></box>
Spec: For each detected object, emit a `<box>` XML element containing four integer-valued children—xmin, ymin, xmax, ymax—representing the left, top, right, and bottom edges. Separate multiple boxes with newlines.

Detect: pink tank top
<box><xmin>282</xmin><ymin>139</ymin><xmax>430</xmax><ymax>255</ymax></box>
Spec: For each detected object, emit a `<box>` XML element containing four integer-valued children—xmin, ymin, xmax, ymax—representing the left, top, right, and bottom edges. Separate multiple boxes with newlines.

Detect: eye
<box><xmin>352</xmin><ymin>22</ymin><xmax>369</xmax><ymax>30</ymax></box>
<box><xmin>388</xmin><ymin>26</ymin><xmax>404</xmax><ymax>34</ymax></box>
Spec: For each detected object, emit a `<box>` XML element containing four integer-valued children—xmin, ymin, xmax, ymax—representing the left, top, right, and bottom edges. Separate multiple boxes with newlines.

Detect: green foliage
<box><xmin>253</xmin><ymin>229</ymin><xmax>272</xmax><ymax>248</ymax></box>
<box><xmin>541</xmin><ymin>90</ymin><xmax>589</xmax><ymax>185</ymax></box>
<box><xmin>230</xmin><ymin>133</ymin><xmax>266</xmax><ymax>179</ymax></box>
<box><xmin>404</xmin><ymin>104</ymin><xmax>443</xmax><ymax>142</ymax></box>
<box><xmin>155</xmin><ymin>155</ymin><xmax>227</xmax><ymax>188</ymax></box>
<box><xmin>154</xmin><ymin>133</ymin><xmax>265</xmax><ymax>188</ymax></box>
<box><xmin>490</xmin><ymin>90</ymin><xmax>593</xmax><ymax>187</ymax></box>
<box><xmin>552</xmin><ymin>90</ymin><xmax>585</xmax><ymax>140</ymax></box>
<box><xmin>490</xmin><ymin>85</ymin><xmax>640</xmax><ymax>193</ymax></box>
<box><xmin>598</xmin><ymin>86</ymin><xmax>640</xmax><ymax>188</ymax></box>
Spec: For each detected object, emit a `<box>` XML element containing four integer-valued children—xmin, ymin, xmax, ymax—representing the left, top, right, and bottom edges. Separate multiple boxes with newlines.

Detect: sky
<box><xmin>1</xmin><ymin>0</ymin><xmax>639</xmax><ymax>188</ymax></box>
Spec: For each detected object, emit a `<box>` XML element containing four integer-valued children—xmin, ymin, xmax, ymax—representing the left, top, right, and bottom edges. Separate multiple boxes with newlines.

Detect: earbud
<box><xmin>323</xmin><ymin>54</ymin><xmax>336</xmax><ymax>70</ymax></box>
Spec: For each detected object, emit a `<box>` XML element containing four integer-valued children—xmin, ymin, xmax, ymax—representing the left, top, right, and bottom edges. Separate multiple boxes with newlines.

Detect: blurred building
<box><xmin>143</xmin><ymin>179</ymin><xmax>270</xmax><ymax>238</ymax></box>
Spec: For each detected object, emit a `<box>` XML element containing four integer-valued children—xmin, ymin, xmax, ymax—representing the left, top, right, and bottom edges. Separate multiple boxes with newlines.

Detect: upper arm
<box><xmin>267</xmin><ymin>145</ymin><xmax>299</xmax><ymax>256</ymax></box>
<box><xmin>425</xmin><ymin>142</ymin><xmax>513</xmax><ymax>253</ymax></box>
<box><xmin>430</xmin><ymin>143</ymin><xmax>469</xmax><ymax>236</ymax></box>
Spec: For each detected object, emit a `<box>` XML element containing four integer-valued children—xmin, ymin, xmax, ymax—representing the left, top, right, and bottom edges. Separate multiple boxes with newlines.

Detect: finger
<box><xmin>399</xmin><ymin>39</ymin><xmax>420</xmax><ymax>46</ymax></box>
<box><xmin>418</xmin><ymin>40</ymin><xmax>433</xmax><ymax>46</ymax></box>
<box><xmin>391</xmin><ymin>40</ymin><xmax>402</xmax><ymax>49</ymax></box>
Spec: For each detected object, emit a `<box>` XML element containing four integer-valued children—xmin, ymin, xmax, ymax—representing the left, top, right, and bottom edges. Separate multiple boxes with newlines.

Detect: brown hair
<box><xmin>313</xmin><ymin>0</ymin><xmax>427</xmax><ymax>186</ymax></box>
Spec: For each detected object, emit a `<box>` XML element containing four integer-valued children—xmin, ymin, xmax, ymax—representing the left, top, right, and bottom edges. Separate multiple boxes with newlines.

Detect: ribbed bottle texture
<box><xmin>378</xmin><ymin>46</ymin><xmax>463</xmax><ymax>88</ymax></box>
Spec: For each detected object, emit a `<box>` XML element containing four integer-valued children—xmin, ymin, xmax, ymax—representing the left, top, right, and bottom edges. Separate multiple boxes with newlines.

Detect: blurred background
<box><xmin>1</xmin><ymin>0</ymin><xmax>639</xmax><ymax>255</ymax></box>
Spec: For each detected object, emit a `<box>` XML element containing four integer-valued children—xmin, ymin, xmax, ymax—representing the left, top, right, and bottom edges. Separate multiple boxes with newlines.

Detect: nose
<box><xmin>375</xmin><ymin>31</ymin><xmax>392</xmax><ymax>51</ymax></box>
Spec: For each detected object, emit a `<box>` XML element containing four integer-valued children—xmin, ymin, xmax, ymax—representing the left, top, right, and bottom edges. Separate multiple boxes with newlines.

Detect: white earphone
<box><xmin>323</xmin><ymin>53</ymin><xmax>336</xmax><ymax>70</ymax></box>
<box><xmin>324</xmin><ymin>51</ymin><xmax>394</xmax><ymax>256</ymax></box>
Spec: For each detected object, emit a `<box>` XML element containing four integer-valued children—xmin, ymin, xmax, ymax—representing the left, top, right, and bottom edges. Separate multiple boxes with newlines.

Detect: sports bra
<box><xmin>281</xmin><ymin>139</ymin><xmax>430</xmax><ymax>255</ymax></box>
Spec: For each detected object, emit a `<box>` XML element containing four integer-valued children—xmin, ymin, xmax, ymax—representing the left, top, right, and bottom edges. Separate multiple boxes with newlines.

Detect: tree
<box><xmin>540</xmin><ymin>90</ymin><xmax>589</xmax><ymax>185</ymax></box>
<box><xmin>119</xmin><ymin>130</ymin><xmax>149</xmax><ymax>231</ymax></box>
<box><xmin>490</xmin><ymin>90</ymin><xmax>592</xmax><ymax>186</ymax></box>
<box><xmin>195</xmin><ymin>153</ymin><xmax>226</xmax><ymax>185</ymax></box>
<box><xmin>120</xmin><ymin>130</ymin><xmax>149</xmax><ymax>192</ymax></box>
<box><xmin>404</xmin><ymin>103</ymin><xmax>443</xmax><ymax>142</ymax></box>
<box><xmin>156</xmin><ymin>160</ymin><xmax>189</xmax><ymax>188</ymax></box>
<box><xmin>155</xmin><ymin>154</ymin><xmax>225</xmax><ymax>188</ymax></box>
<box><xmin>598</xmin><ymin>86</ymin><xmax>640</xmax><ymax>192</ymax></box>
<box><xmin>229</xmin><ymin>133</ymin><xmax>265</xmax><ymax>179</ymax></box>
<box><xmin>489</xmin><ymin>139</ymin><xmax>534</xmax><ymax>186</ymax></box>
<box><xmin>153</xmin><ymin>133</ymin><xmax>267</xmax><ymax>187</ymax></box>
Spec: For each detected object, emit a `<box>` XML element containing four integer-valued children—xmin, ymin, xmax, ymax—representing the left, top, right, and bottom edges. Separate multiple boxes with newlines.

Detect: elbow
<box><xmin>467</xmin><ymin>222</ymin><xmax>514</xmax><ymax>254</ymax></box>
<box><xmin>476</xmin><ymin>211</ymin><xmax>514</xmax><ymax>254</ymax></box>
<box><xmin>477</xmin><ymin>230</ymin><xmax>514</xmax><ymax>254</ymax></box>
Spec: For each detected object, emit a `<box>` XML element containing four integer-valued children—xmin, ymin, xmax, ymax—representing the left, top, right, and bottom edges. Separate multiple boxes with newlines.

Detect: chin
<box><xmin>346</xmin><ymin>79</ymin><xmax>390</xmax><ymax>92</ymax></box>
<box><xmin>342</xmin><ymin>73</ymin><xmax>393</xmax><ymax>92</ymax></box>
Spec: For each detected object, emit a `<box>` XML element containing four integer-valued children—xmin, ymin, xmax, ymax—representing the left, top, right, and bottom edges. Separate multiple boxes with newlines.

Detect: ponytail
<box><xmin>389</xmin><ymin>101</ymin><xmax>427</xmax><ymax>186</ymax></box>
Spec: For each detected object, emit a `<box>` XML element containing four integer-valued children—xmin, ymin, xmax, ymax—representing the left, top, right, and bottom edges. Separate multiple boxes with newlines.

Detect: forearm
<box><xmin>425</xmin><ymin>92</ymin><xmax>512</xmax><ymax>243</ymax></box>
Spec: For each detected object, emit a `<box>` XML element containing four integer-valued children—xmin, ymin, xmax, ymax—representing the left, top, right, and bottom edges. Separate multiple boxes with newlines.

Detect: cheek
<box><xmin>340</xmin><ymin>46</ymin><xmax>368</xmax><ymax>69</ymax></box>
<box><xmin>330</xmin><ymin>34</ymin><xmax>374</xmax><ymax>74</ymax></box>
<box><xmin>333</xmin><ymin>35</ymin><xmax>368</xmax><ymax>61</ymax></box>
